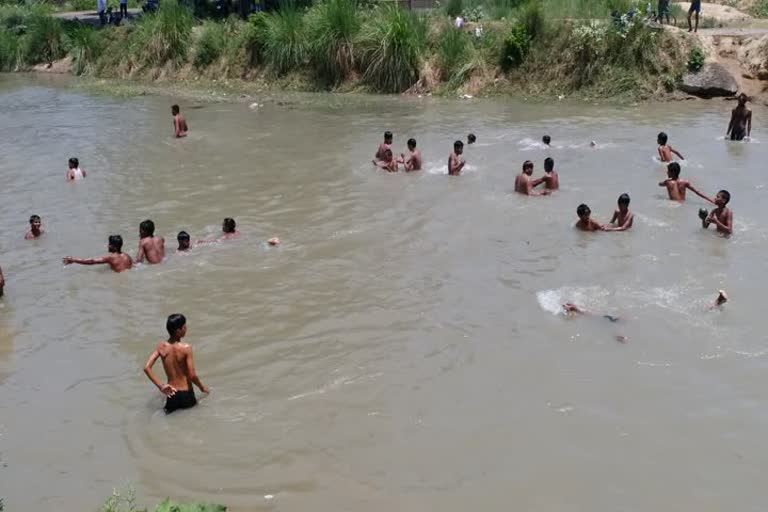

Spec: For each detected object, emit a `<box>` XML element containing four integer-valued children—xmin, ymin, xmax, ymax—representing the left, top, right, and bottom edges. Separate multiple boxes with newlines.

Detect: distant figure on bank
<box><xmin>400</xmin><ymin>138</ymin><xmax>422</xmax><ymax>172</ymax></box>
<box><xmin>541</xmin><ymin>157</ymin><xmax>559</xmax><ymax>191</ymax></box>
<box><xmin>659</xmin><ymin>162</ymin><xmax>713</xmax><ymax>203</ymax></box>
<box><xmin>177</xmin><ymin>231</ymin><xmax>191</xmax><ymax>252</ymax></box>
<box><xmin>687</xmin><ymin>0</ymin><xmax>701</xmax><ymax>32</ymax></box>
<box><xmin>143</xmin><ymin>313</ymin><xmax>209</xmax><ymax>414</ymax></box>
<box><xmin>136</xmin><ymin>219</ymin><xmax>165</xmax><ymax>264</ymax></box>
<box><xmin>699</xmin><ymin>189</ymin><xmax>733</xmax><ymax>236</ymax></box>
<box><xmin>66</xmin><ymin>157</ymin><xmax>86</xmax><ymax>181</ymax></box>
<box><xmin>657</xmin><ymin>132</ymin><xmax>684</xmax><ymax>163</ymax></box>
<box><xmin>376</xmin><ymin>131</ymin><xmax>393</xmax><ymax>161</ymax></box>
<box><xmin>119</xmin><ymin>0</ymin><xmax>128</xmax><ymax>18</ymax></box>
<box><xmin>575</xmin><ymin>203</ymin><xmax>604</xmax><ymax>232</ymax></box>
<box><xmin>97</xmin><ymin>0</ymin><xmax>106</xmax><ymax>26</ymax></box>
<box><xmin>373</xmin><ymin>149</ymin><xmax>398</xmax><ymax>172</ymax></box>
<box><xmin>63</xmin><ymin>235</ymin><xmax>133</xmax><ymax>272</ymax></box>
<box><xmin>172</xmin><ymin>105</ymin><xmax>188</xmax><ymax>138</ymax></box>
<box><xmin>515</xmin><ymin>160</ymin><xmax>549</xmax><ymax>196</ymax></box>
<box><xmin>542</xmin><ymin>135</ymin><xmax>551</xmax><ymax>147</ymax></box>
<box><xmin>726</xmin><ymin>93</ymin><xmax>752</xmax><ymax>141</ymax></box>
<box><xmin>604</xmin><ymin>193</ymin><xmax>634</xmax><ymax>232</ymax></box>
<box><xmin>448</xmin><ymin>140</ymin><xmax>465</xmax><ymax>176</ymax></box>
<box><xmin>0</xmin><ymin>263</ymin><xmax>4</xmax><ymax>297</ymax></box>
<box><xmin>25</xmin><ymin>215</ymin><xmax>44</xmax><ymax>239</ymax></box>
<box><xmin>467</xmin><ymin>133</ymin><xmax>477</xmax><ymax>145</ymax></box>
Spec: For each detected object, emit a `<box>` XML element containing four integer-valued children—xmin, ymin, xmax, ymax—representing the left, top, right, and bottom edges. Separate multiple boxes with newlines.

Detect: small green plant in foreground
<box><xmin>101</xmin><ymin>486</ymin><xmax>227</xmax><ymax>512</ymax></box>
<box><xmin>687</xmin><ymin>46</ymin><xmax>704</xmax><ymax>72</ymax></box>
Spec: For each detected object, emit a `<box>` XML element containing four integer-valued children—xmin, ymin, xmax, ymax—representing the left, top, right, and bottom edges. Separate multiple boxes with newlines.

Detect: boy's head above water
<box><xmin>223</xmin><ymin>218</ymin><xmax>236</xmax><ymax>234</ymax></box>
<box><xmin>618</xmin><ymin>193</ymin><xmax>630</xmax><ymax>210</ymax></box>
<box><xmin>454</xmin><ymin>140</ymin><xmax>464</xmax><ymax>154</ymax></box>
<box><xmin>544</xmin><ymin>157</ymin><xmax>554</xmax><ymax>172</ymax></box>
<box><xmin>522</xmin><ymin>160</ymin><xmax>534</xmax><ymax>175</ymax></box>
<box><xmin>737</xmin><ymin>93</ymin><xmax>748</xmax><ymax>106</ymax></box>
<box><xmin>139</xmin><ymin>219</ymin><xmax>155</xmax><ymax>238</ymax></box>
<box><xmin>384</xmin><ymin>131</ymin><xmax>393</xmax><ymax>143</ymax></box>
<box><xmin>166</xmin><ymin>313</ymin><xmax>187</xmax><ymax>339</ymax></box>
<box><xmin>108</xmin><ymin>234</ymin><xmax>123</xmax><ymax>253</ymax></box>
<box><xmin>177</xmin><ymin>231</ymin><xmax>190</xmax><ymax>250</ymax></box>
<box><xmin>657</xmin><ymin>132</ymin><xmax>668</xmax><ymax>145</ymax></box>
<box><xmin>667</xmin><ymin>161</ymin><xmax>681</xmax><ymax>179</ymax></box>
<box><xmin>384</xmin><ymin>148</ymin><xmax>393</xmax><ymax>161</ymax></box>
<box><xmin>577</xmin><ymin>203</ymin><xmax>591</xmax><ymax>220</ymax></box>
<box><xmin>29</xmin><ymin>214</ymin><xmax>41</xmax><ymax>228</ymax></box>
<box><xmin>171</xmin><ymin>104</ymin><xmax>180</xmax><ymax>115</ymax></box>
<box><xmin>716</xmin><ymin>189</ymin><xmax>731</xmax><ymax>206</ymax></box>
<box><xmin>407</xmin><ymin>138</ymin><xmax>416</xmax><ymax>150</ymax></box>
<box><xmin>467</xmin><ymin>133</ymin><xmax>476</xmax><ymax>144</ymax></box>
<box><xmin>542</xmin><ymin>135</ymin><xmax>551</xmax><ymax>145</ymax></box>
<box><xmin>68</xmin><ymin>157</ymin><xmax>79</xmax><ymax>169</ymax></box>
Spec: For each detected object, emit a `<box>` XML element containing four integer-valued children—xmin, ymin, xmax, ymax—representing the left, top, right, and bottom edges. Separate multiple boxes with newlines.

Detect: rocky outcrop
<box><xmin>680</xmin><ymin>62</ymin><xmax>738</xmax><ymax>97</ymax></box>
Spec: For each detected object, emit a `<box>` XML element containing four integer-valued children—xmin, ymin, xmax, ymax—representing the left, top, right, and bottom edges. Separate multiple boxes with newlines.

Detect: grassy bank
<box><xmin>0</xmin><ymin>0</ymin><xmax>692</xmax><ymax>99</ymax></box>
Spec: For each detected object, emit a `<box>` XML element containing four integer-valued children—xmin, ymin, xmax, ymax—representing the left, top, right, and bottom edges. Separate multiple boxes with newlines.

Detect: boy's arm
<box><xmin>726</xmin><ymin>111</ymin><xmax>734</xmax><ymax>136</ymax></box>
<box><xmin>671</xmin><ymin>147</ymin><xmax>685</xmax><ymax>160</ymax></box>
<box><xmin>66</xmin><ymin>169</ymin><xmax>73</xmax><ymax>180</ymax></box>
<box><xmin>708</xmin><ymin>209</ymin><xmax>733</xmax><ymax>234</ymax></box>
<box><xmin>174</xmin><ymin>117</ymin><xmax>182</xmax><ymax>137</ymax></box>
<box><xmin>686</xmin><ymin>183</ymin><xmax>716</xmax><ymax>204</ymax></box>
<box><xmin>185</xmin><ymin>347</ymin><xmax>209</xmax><ymax>393</ymax></box>
<box><xmin>747</xmin><ymin>111</ymin><xmax>752</xmax><ymax>137</ymax></box>
<box><xmin>135</xmin><ymin>241</ymin><xmax>145</xmax><ymax>263</ymax></box>
<box><xmin>658</xmin><ymin>179</ymin><xmax>669</xmax><ymax>187</ymax></box>
<box><xmin>143</xmin><ymin>348</ymin><xmax>176</xmax><ymax>396</ymax></box>
<box><xmin>63</xmin><ymin>256</ymin><xmax>108</xmax><ymax>265</ymax></box>
<box><xmin>605</xmin><ymin>213</ymin><xmax>633</xmax><ymax>231</ymax></box>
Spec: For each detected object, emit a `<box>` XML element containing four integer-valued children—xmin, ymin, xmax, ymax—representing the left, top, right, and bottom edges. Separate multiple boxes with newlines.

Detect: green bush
<box><xmin>356</xmin><ymin>5</ymin><xmax>425</xmax><ymax>92</ymax></box>
<box><xmin>516</xmin><ymin>0</ymin><xmax>545</xmax><ymax>40</ymax></box>
<box><xmin>751</xmin><ymin>0</ymin><xmax>768</xmax><ymax>17</ymax></box>
<box><xmin>0</xmin><ymin>28</ymin><xmax>19</xmax><ymax>70</ymax></box>
<box><xmin>261</xmin><ymin>1</ymin><xmax>308</xmax><ymax>75</ymax></box>
<box><xmin>437</xmin><ymin>25</ymin><xmax>469</xmax><ymax>79</ymax></box>
<box><xmin>194</xmin><ymin>19</ymin><xmax>226</xmax><ymax>68</ymax></box>
<box><xmin>23</xmin><ymin>11</ymin><xmax>64</xmax><ymax>64</ymax></box>
<box><xmin>500</xmin><ymin>22</ymin><xmax>528</xmax><ymax>70</ymax></box>
<box><xmin>462</xmin><ymin>5</ymin><xmax>484</xmax><ymax>20</ymax></box>
<box><xmin>444</xmin><ymin>0</ymin><xmax>463</xmax><ymax>17</ymax></box>
<box><xmin>308</xmin><ymin>0</ymin><xmax>360</xmax><ymax>84</ymax></box>
<box><xmin>687</xmin><ymin>46</ymin><xmax>704</xmax><ymax>72</ymax></box>
<box><xmin>65</xmin><ymin>23</ymin><xmax>101</xmax><ymax>74</ymax></box>
<box><xmin>129</xmin><ymin>0</ymin><xmax>193</xmax><ymax>67</ymax></box>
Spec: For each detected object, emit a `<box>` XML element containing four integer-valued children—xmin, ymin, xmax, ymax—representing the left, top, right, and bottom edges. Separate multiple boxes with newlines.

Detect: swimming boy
<box><xmin>541</xmin><ymin>157</ymin><xmax>559</xmax><ymax>191</ymax></box>
<box><xmin>136</xmin><ymin>219</ymin><xmax>165</xmax><ymax>264</ymax></box>
<box><xmin>401</xmin><ymin>138</ymin><xmax>422</xmax><ymax>172</ymax></box>
<box><xmin>172</xmin><ymin>105</ymin><xmax>188</xmax><ymax>138</ymax></box>
<box><xmin>515</xmin><ymin>160</ymin><xmax>549</xmax><ymax>196</ymax></box>
<box><xmin>467</xmin><ymin>133</ymin><xmax>477</xmax><ymax>145</ymax></box>
<box><xmin>177</xmin><ymin>231</ymin><xmax>191</xmax><ymax>252</ymax></box>
<box><xmin>657</xmin><ymin>132</ymin><xmax>684</xmax><ymax>163</ymax></box>
<box><xmin>0</xmin><ymin>263</ymin><xmax>4</xmax><ymax>297</ymax></box>
<box><xmin>63</xmin><ymin>235</ymin><xmax>133</xmax><ymax>272</ymax></box>
<box><xmin>542</xmin><ymin>135</ymin><xmax>551</xmax><ymax>147</ymax></box>
<box><xmin>659</xmin><ymin>162</ymin><xmax>714</xmax><ymax>203</ymax></box>
<box><xmin>66</xmin><ymin>157</ymin><xmax>86</xmax><ymax>180</ymax></box>
<box><xmin>575</xmin><ymin>203</ymin><xmax>604</xmax><ymax>231</ymax></box>
<box><xmin>25</xmin><ymin>215</ymin><xmax>44</xmax><ymax>239</ymax></box>
<box><xmin>143</xmin><ymin>313</ymin><xmax>209</xmax><ymax>414</ymax></box>
<box><xmin>448</xmin><ymin>140</ymin><xmax>465</xmax><ymax>176</ymax></box>
<box><xmin>373</xmin><ymin>149</ymin><xmax>398</xmax><ymax>173</ymax></box>
<box><xmin>221</xmin><ymin>218</ymin><xmax>239</xmax><ymax>239</ymax></box>
<box><xmin>604</xmin><ymin>193</ymin><xmax>634</xmax><ymax>231</ymax></box>
<box><xmin>699</xmin><ymin>189</ymin><xmax>733</xmax><ymax>236</ymax></box>
<box><xmin>376</xmin><ymin>131</ymin><xmax>393</xmax><ymax>160</ymax></box>
<box><xmin>726</xmin><ymin>93</ymin><xmax>752</xmax><ymax>141</ymax></box>
<box><xmin>687</xmin><ymin>0</ymin><xmax>701</xmax><ymax>32</ymax></box>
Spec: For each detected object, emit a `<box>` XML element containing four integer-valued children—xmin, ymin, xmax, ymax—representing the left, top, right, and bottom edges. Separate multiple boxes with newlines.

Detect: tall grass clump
<box><xmin>65</xmin><ymin>24</ymin><xmax>102</xmax><ymax>74</ymax></box>
<box><xmin>308</xmin><ymin>0</ymin><xmax>360</xmax><ymax>85</ymax></box>
<box><xmin>0</xmin><ymin>29</ymin><xmax>19</xmax><ymax>70</ymax></box>
<box><xmin>436</xmin><ymin>25</ymin><xmax>470</xmax><ymax>80</ymax></box>
<box><xmin>444</xmin><ymin>0</ymin><xmax>463</xmax><ymax>17</ymax></box>
<box><xmin>129</xmin><ymin>0</ymin><xmax>193</xmax><ymax>67</ymax></box>
<box><xmin>194</xmin><ymin>19</ymin><xmax>227</xmax><ymax>68</ymax></box>
<box><xmin>261</xmin><ymin>1</ymin><xmax>308</xmax><ymax>75</ymax></box>
<box><xmin>357</xmin><ymin>5</ymin><xmax>426</xmax><ymax>92</ymax></box>
<box><xmin>516</xmin><ymin>0</ymin><xmax>545</xmax><ymax>41</ymax></box>
<box><xmin>23</xmin><ymin>11</ymin><xmax>64</xmax><ymax>64</ymax></box>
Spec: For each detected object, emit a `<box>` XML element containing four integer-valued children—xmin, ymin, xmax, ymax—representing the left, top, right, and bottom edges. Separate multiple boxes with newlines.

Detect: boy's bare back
<box><xmin>139</xmin><ymin>236</ymin><xmax>165</xmax><ymax>264</ymax></box>
<box><xmin>544</xmin><ymin>171</ymin><xmax>559</xmax><ymax>190</ymax></box>
<box><xmin>156</xmin><ymin>340</ymin><xmax>193</xmax><ymax>391</ymax></box>
<box><xmin>107</xmin><ymin>253</ymin><xmax>133</xmax><ymax>272</ymax></box>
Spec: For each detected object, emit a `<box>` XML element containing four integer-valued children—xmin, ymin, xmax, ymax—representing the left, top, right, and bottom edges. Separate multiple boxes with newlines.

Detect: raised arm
<box><xmin>63</xmin><ymin>256</ymin><xmax>108</xmax><ymax>266</ymax></box>
<box><xmin>671</xmin><ymin>146</ymin><xmax>685</xmax><ymax>160</ymax></box>
<box><xmin>185</xmin><ymin>348</ymin><xmax>209</xmax><ymax>393</ymax></box>
<box><xmin>143</xmin><ymin>348</ymin><xmax>176</xmax><ymax>396</ymax></box>
<box><xmin>686</xmin><ymin>183</ymin><xmax>716</xmax><ymax>204</ymax></box>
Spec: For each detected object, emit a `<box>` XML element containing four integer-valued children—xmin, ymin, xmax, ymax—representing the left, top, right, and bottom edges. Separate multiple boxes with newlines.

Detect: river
<box><xmin>1</xmin><ymin>75</ymin><xmax>767</xmax><ymax>511</ymax></box>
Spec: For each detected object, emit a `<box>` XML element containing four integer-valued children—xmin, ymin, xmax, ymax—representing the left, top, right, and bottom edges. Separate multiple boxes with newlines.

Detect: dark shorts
<box><xmin>730</xmin><ymin>129</ymin><xmax>746</xmax><ymax>141</ymax></box>
<box><xmin>689</xmin><ymin>1</ymin><xmax>701</xmax><ymax>13</ymax></box>
<box><xmin>164</xmin><ymin>388</ymin><xmax>197</xmax><ymax>414</ymax></box>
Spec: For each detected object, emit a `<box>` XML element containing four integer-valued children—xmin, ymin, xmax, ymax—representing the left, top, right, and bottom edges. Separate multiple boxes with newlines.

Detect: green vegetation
<box><xmin>751</xmin><ymin>0</ymin><xmax>768</xmax><ymax>17</ymax></box>
<box><xmin>130</xmin><ymin>0</ymin><xmax>193</xmax><ymax>66</ymax></box>
<box><xmin>308</xmin><ymin>0</ymin><xmax>360</xmax><ymax>84</ymax></box>
<box><xmin>66</xmin><ymin>24</ymin><xmax>101</xmax><ymax>74</ymax></box>
<box><xmin>687</xmin><ymin>46</ymin><xmax>704</xmax><ymax>72</ymax></box>
<box><xmin>23</xmin><ymin>9</ymin><xmax>64</xmax><ymax>64</ymax></box>
<box><xmin>260</xmin><ymin>1</ymin><xmax>308</xmax><ymax>74</ymax></box>
<box><xmin>194</xmin><ymin>19</ymin><xmax>227</xmax><ymax>67</ymax></box>
<box><xmin>101</xmin><ymin>486</ymin><xmax>226</xmax><ymax>512</ymax></box>
<box><xmin>0</xmin><ymin>27</ymin><xmax>19</xmax><ymax>70</ymax></box>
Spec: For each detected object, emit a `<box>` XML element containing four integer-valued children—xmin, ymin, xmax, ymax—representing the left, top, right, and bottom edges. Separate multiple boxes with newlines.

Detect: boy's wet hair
<box><xmin>454</xmin><ymin>140</ymin><xmax>464</xmax><ymax>150</ymax></box>
<box><xmin>738</xmin><ymin>93</ymin><xmax>748</xmax><ymax>103</ymax></box>
<box><xmin>468</xmin><ymin>133</ymin><xmax>476</xmax><ymax>143</ymax></box>
<box><xmin>384</xmin><ymin>131</ymin><xmax>393</xmax><ymax>141</ymax></box>
<box><xmin>657</xmin><ymin>132</ymin><xmax>668</xmax><ymax>145</ymax></box>
<box><xmin>577</xmin><ymin>204</ymin><xmax>591</xmax><ymax>217</ymax></box>
<box><xmin>108</xmin><ymin>234</ymin><xmax>123</xmax><ymax>251</ymax></box>
<box><xmin>667</xmin><ymin>161</ymin><xmax>681</xmax><ymax>178</ymax></box>
<box><xmin>408</xmin><ymin>138</ymin><xmax>416</xmax><ymax>148</ymax></box>
<box><xmin>618</xmin><ymin>193</ymin><xmax>630</xmax><ymax>205</ymax></box>
<box><xmin>166</xmin><ymin>313</ymin><xmax>186</xmax><ymax>337</ymax></box>
<box><xmin>68</xmin><ymin>157</ymin><xmax>79</xmax><ymax>169</ymax></box>
<box><xmin>542</xmin><ymin>135</ymin><xmax>551</xmax><ymax>145</ymax></box>
<box><xmin>140</xmin><ymin>219</ymin><xmax>155</xmax><ymax>236</ymax></box>
<box><xmin>171</xmin><ymin>104</ymin><xmax>180</xmax><ymax>114</ymax></box>
<box><xmin>717</xmin><ymin>189</ymin><xmax>731</xmax><ymax>204</ymax></box>
<box><xmin>29</xmin><ymin>214</ymin><xmax>41</xmax><ymax>224</ymax></box>
<box><xmin>223</xmin><ymin>218</ymin><xmax>236</xmax><ymax>233</ymax></box>
<box><xmin>384</xmin><ymin>148</ymin><xmax>393</xmax><ymax>157</ymax></box>
<box><xmin>522</xmin><ymin>160</ymin><xmax>534</xmax><ymax>171</ymax></box>
<box><xmin>544</xmin><ymin>157</ymin><xmax>554</xmax><ymax>172</ymax></box>
<box><xmin>177</xmin><ymin>231</ymin><xmax>190</xmax><ymax>242</ymax></box>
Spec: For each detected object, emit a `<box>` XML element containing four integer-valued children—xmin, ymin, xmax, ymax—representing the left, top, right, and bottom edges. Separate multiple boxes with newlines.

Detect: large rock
<box><xmin>680</xmin><ymin>63</ymin><xmax>738</xmax><ymax>97</ymax></box>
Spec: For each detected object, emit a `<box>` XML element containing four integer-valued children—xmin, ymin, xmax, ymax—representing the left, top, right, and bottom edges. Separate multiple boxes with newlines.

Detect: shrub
<box><xmin>687</xmin><ymin>46</ymin><xmax>704</xmax><ymax>72</ymax></box>
<box><xmin>23</xmin><ymin>11</ymin><xmax>64</xmax><ymax>64</ymax></box>
<box><xmin>308</xmin><ymin>0</ymin><xmax>360</xmax><ymax>84</ymax></box>
<box><xmin>517</xmin><ymin>0</ymin><xmax>545</xmax><ymax>40</ymax></box>
<box><xmin>195</xmin><ymin>20</ymin><xmax>227</xmax><ymax>68</ymax></box>
<box><xmin>261</xmin><ymin>1</ymin><xmax>308</xmax><ymax>75</ymax></box>
<box><xmin>444</xmin><ymin>0</ymin><xmax>463</xmax><ymax>17</ymax></box>
<box><xmin>462</xmin><ymin>5</ymin><xmax>484</xmax><ymax>21</ymax></box>
<box><xmin>0</xmin><ymin>28</ymin><xmax>19</xmax><ymax>70</ymax></box>
<box><xmin>500</xmin><ymin>21</ymin><xmax>528</xmax><ymax>70</ymax></box>
<box><xmin>751</xmin><ymin>0</ymin><xmax>768</xmax><ymax>17</ymax></box>
<box><xmin>437</xmin><ymin>24</ymin><xmax>470</xmax><ymax>79</ymax></box>
<box><xmin>356</xmin><ymin>5</ymin><xmax>426</xmax><ymax>92</ymax></box>
<box><xmin>129</xmin><ymin>0</ymin><xmax>193</xmax><ymax>67</ymax></box>
<box><xmin>65</xmin><ymin>24</ymin><xmax>101</xmax><ymax>74</ymax></box>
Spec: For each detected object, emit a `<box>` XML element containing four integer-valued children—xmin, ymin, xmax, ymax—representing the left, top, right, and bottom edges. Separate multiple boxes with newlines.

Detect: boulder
<box><xmin>679</xmin><ymin>63</ymin><xmax>738</xmax><ymax>97</ymax></box>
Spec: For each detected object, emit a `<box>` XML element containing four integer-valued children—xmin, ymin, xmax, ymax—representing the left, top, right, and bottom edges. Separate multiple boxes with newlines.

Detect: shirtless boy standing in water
<box><xmin>699</xmin><ymin>189</ymin><xmax>733</xmax><ymax>236</ymax></box>
<box><xmin>604</xmin><ymin>193</ymin><xmax>634</xmax><ymax>231</ymax></box>
<box><xmin>448</xmin><ymin>141</ymin><xmax>465</xmax><ymax>176</ymax></box>
<box><xmin>575</xmin><ymin>203</ymin><xmax>604</xmax><ymax>231</ymax></box>
<box><xmin>657</xmin><ymin>132</ymin><xmax>684</xmax><ymax>163</ymax></box>
<box><xmin>373</xmin><ymin>149</ymin><xmax>398</xmax><ymax>172</ymax></box>
<box><xmin>400</xmin><ymin>138</ymin><xmax>422</xmax><ymax>171</ymax></box>
<box><xmin>541</xmin><ymin>157</ymin><xmax>559</xmax><ymax>191</ymax></box>
<box><xmin>63</xmin><ymin>235</ymin><xmax>133</xmax><ymax>272</ymax></box>
<box><xmin>172</xmin><ymin>105</ymin><xmax>188</xmax><ymax>138</ymax></box>
<box><xmin>25</xmin><ymin>215</ymin><xmax>44</xmax><ymax>239</ymax></box>
<box><xmin>659</xmin><ymin>162</ymin><xmax>714</xmax><ymax>203</ymax></box>
<box><xmin>726</xmin><ymin>93</ymin><xmax>752</xmax><ymax>141</ymax></box>
<box><xmin>143</xmin><ymin>314</ymin><xmax>209</xmax><ymax>414</ymax></box>
<box><xmin>0</xmin><ymin>264</ymin><xmax>4</xmax><ymax>297</ymax></box>
<box><xmin>375</xmin><ymin>131</ymin><xmax>393</xmax><ymax>160</ymax></box>
<box><xmin>515</xmin><ymin>160</ymin><xmax>549</xmax><ymax>196</ymax></box>
<box><xmin>136</xmin><ymin>219</ymin><xmax>165</xmax><ymax>264</ymax></box>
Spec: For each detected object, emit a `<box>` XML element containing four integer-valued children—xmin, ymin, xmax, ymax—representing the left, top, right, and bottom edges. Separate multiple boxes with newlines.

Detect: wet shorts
<box><xmin>689</xmin><ymin>0</ymin><xmax>701</xmax><ymax>13</ymax></box>
<box><xmin>164</xmin><ymin>388</ymin><xmax>197</xmax><ymax>414</ymax></box>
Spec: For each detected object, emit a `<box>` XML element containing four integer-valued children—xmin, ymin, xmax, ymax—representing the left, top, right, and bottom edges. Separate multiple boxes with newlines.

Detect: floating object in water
<box><xmin>249</xmin><ymin>102</ymin><xmax>261</xmax><ymax>110</ymax></box>
<box><xmin>698</xmin><ymin>208</ymin><xmax>708</xmax><ymax>221</ymax></box>
<box><xmin>716</xmin><ymin>289</ymin><xmax>728</xmax><ymax>306</ymax></box>
<box><xmin>590</xmin><ymin>141</ymin><xmax>597</xmax><ymax>147</ymax></box>
<box><xmin>268</xmin><ymin>237</ymin><xmax>280</xmax><ymax>246</ymax></box>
